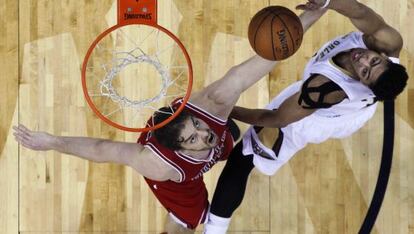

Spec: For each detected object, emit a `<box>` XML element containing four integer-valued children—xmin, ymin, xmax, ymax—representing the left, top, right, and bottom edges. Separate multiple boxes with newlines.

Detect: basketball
<box><xmin>248</xmin><ymin>6</ymin><xmax>303</xmax><ymax>61</ymax></box>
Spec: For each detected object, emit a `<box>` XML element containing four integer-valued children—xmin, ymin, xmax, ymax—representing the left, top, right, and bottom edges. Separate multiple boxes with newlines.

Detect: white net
<box><xmin>83</xmin><ymin>24</ymin><xmax>191</xmax><ymax>130</ymax></box>
<box><xmin>100</xmin><ymin>49</ymin><xmax>171</xmax><ymax>108</ymax></box>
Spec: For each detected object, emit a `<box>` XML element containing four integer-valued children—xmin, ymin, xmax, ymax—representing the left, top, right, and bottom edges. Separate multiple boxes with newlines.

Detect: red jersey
<box><xmin>137</xmin><ymin>99</ymin><xmax>234</xmax><ymax>229</ymax></box>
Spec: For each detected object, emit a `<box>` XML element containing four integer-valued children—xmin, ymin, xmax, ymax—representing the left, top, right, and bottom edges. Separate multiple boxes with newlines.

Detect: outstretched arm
<box><xmin>190</xmin><ymin>8</ymin><xmax>327</xmax><ymax>120</ymax></box>
<box><xmin>297</xmin><ymin>0</ymin><xmax>403</xmax><ymax>56</ymax></box>
<box><xmin>13</xmin><ymin>124</ymin><xmax>174</xmax><ymax>181</ymax></box>
<box><xmin>230</xmin><ymin>75</ymin><xmax>347</xmax><ymax>128</ymax></box>
<box><xmin>231</xmin><ymin>96</ymin><xmax>302</xmax><ymax>128</ymax></box>
<box><xmin>230</xmin><ymin>92</ymin><xmax>315</xmax><ymax>128</ymax></box>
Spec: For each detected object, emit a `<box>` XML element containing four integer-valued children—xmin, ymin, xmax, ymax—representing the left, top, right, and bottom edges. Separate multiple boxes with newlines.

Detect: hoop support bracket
<box><xmin>118</xmin><ymin>0</ymin><xmax>158</xmax><ymax>25</ymax></box>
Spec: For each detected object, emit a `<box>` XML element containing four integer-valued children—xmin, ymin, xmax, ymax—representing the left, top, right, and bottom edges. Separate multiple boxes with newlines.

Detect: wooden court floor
<box><xmin>0</xmin><ymin>0</ymin><xmax>413</xmax><ymax>233</ymax></box>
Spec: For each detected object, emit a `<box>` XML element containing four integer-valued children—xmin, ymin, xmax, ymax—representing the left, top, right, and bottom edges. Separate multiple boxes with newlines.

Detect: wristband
<box><xmin>321</xmin><ymin>0</ymin><xmax>331</xmax><ymax>8</ymax></box>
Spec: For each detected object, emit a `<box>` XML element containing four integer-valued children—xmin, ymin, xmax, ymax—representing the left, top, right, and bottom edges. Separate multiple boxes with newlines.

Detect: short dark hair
<box><xmin>370</xmin><ymin>62</ymin><xmax>408</xmax><ymax>101</ymax></box>
<box><xmin>152</xmin><ymin>107</ymin><xmax>192</xmax><ymax>150</ymax></box>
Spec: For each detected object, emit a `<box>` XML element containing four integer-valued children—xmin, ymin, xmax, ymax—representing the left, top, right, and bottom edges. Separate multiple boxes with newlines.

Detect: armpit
<box><xmin>298</xmin><ymin>75</ymin><xmax>347</xmax><ymax>109</ymax></box>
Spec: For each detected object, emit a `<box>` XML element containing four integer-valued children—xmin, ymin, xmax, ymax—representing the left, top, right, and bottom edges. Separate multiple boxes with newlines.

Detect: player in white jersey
<box><xmin>204</xmin><ymin>0</ymin><xmax>409</xmax><ymax>233</ymax></box>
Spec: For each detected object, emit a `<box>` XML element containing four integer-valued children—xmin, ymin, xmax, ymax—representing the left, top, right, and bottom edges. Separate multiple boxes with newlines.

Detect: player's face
<box><xmin>349</xmin><ymin>48</ymin><xmax>389</xmax><ymax>86</ymax></box>
<box><xmin>178</xmin><ymin>116</ymin><xmax>218</xmax><ymax>151</ymax></box>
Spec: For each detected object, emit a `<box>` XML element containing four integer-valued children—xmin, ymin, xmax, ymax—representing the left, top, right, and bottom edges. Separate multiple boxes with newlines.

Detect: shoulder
<box><xmin>299</xmin><ymin>74</ymin><xmax>347</xmax><ymax>109</ymax></box>
<box><xmin>131</xmin><ymin>147</ymin><xmax>180</xmax><ymax>181</ymax></box>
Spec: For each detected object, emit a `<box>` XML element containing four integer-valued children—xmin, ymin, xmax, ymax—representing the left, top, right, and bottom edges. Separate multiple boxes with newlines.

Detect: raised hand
<box><xmin>13</xmin><ymin>124</ymin><xmax>56</xmax><ymax>151</ymax></box>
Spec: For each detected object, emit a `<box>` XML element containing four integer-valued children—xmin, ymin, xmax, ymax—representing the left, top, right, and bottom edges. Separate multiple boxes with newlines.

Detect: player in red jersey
<box><xmin>13</xmin><ymin>8</ymin><xmax>327</xmax><ymax>234</ymax></box>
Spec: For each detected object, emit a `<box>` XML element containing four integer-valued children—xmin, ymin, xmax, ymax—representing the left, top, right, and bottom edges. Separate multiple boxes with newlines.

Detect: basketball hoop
<box><xmin>82</xmin><ymin>0</ymin><xmax>193</xmax><ymax>132</ymax></box>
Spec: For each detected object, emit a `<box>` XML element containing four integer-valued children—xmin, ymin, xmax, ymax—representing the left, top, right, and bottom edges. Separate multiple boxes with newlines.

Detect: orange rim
<box><xmin>81</xmin><ymin>22</ymin><xmax>193</xmax><ymax>132</ymax></box>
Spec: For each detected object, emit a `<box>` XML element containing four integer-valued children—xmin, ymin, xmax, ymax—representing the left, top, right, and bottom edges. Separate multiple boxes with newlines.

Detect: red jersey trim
<box><xmin>145</xmin><ymin>143</ymin><xmax>186</xmax><ymax>182</ymax></box>
<box><xmin>176</xmin><ymin>99</ymin><xmax>227</xmax><ymax>125</ymax></box>
<box><xmin>169</xmin><ymin>204</ymin><xmax>209</xmax><ymax>229</ymax></box>
<box><xmin>198</xmin><ymin>205</ymin><xmax>209</xmax><ymax>225</ymax></box>
<box><xmin>169</xmin><ymin>212</ymin><xmax>190</xmax><ymax>228</ymax></box>
<box><xmin>176</xmin><ymin>150</ymin><xmax>215</xmax><ymax>164</ymax></box>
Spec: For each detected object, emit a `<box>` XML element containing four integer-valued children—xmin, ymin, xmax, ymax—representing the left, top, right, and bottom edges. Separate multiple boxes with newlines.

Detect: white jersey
<box><xmin>242</xmin><ymin>32</ymin><xmax>400</xmax><ymax>175</ymax></box>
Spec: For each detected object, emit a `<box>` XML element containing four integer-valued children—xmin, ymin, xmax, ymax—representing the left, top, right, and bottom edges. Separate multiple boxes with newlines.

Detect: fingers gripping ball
<box><xmin>248</xmin><ymin>6</ymin><xmax>303</xmax><ymax>61</ymax></box>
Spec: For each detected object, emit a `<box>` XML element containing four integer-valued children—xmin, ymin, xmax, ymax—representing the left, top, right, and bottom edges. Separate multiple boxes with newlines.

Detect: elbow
<box><xmin>92</xmin><ymin>140</ymin><xmax>111</xmax><ymax>163</ymax></box>
<box><xmin>395</xmin><ymin>33</ymin><xmax>404</xmax><ymax>51</ymax></box>
<box><xmin>207</xmin><ymin>68</ymin><xmax>242</xmax><ymax>104</ymax></box>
